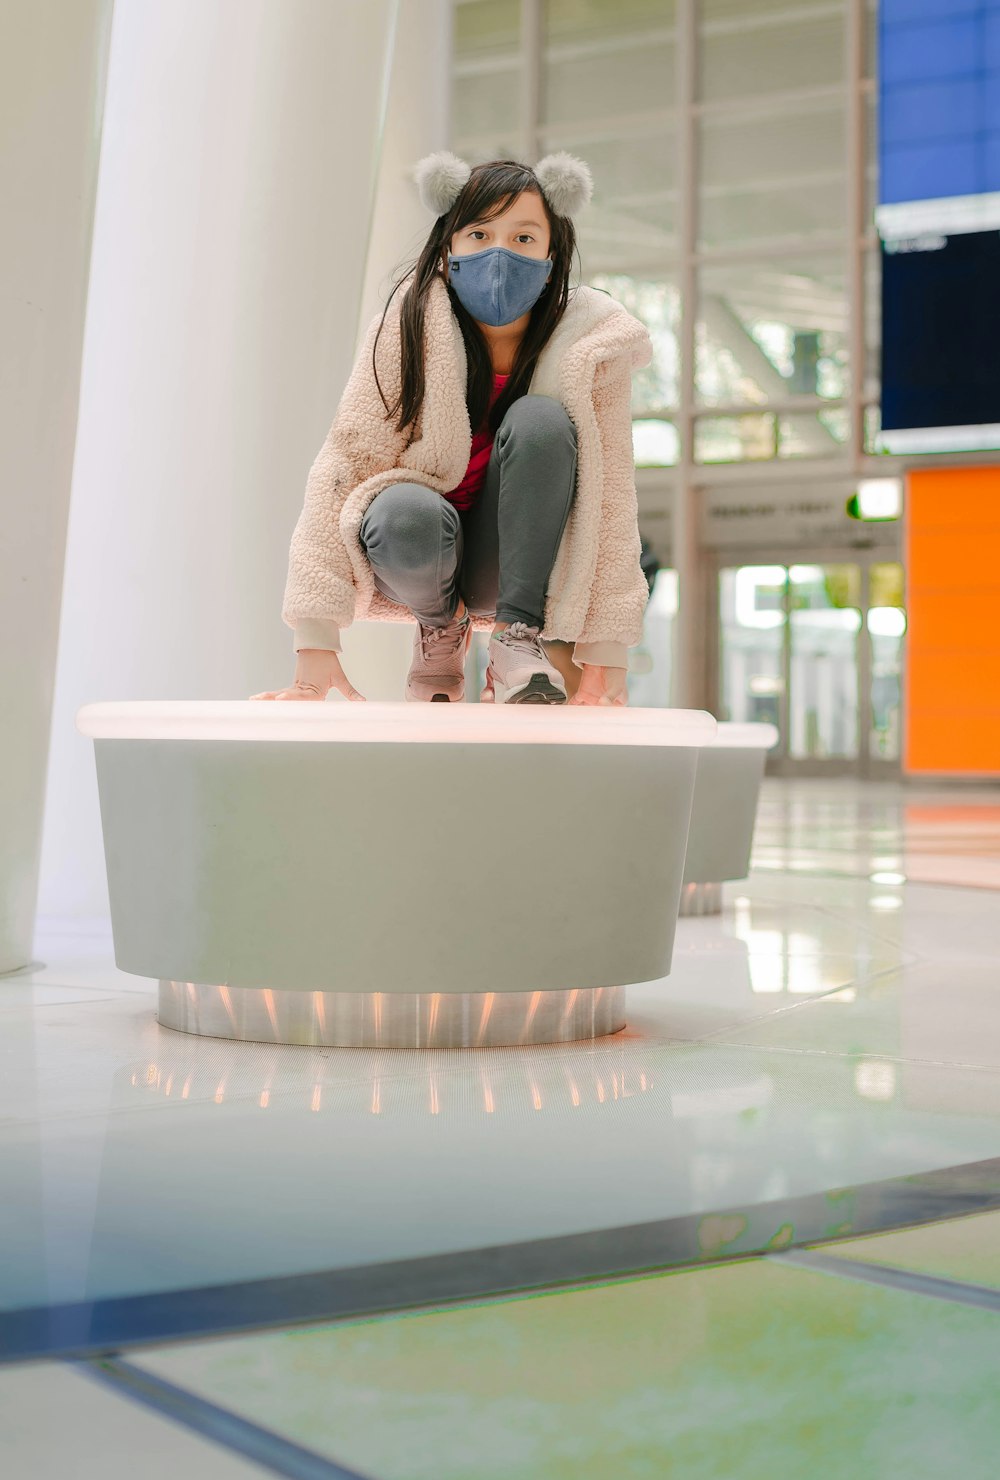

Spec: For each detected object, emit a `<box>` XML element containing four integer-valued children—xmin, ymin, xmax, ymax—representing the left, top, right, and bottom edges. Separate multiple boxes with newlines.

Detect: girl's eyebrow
<box><xmin>470</xmin><ymin>218</ymin><xmax>543</xmax><ymax>229</ymax></box>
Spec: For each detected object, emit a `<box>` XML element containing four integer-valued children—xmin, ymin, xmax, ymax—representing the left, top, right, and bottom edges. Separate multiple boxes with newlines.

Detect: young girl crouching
<box><xmin>252</xmin><ymin>149</ymin><xmax>653</xmax><ymax>708</ymax></box>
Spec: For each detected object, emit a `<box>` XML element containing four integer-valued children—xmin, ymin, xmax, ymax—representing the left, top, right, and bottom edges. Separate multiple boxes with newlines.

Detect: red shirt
<box><xmin>443</xmin><ymin>372</ymin><xmax>509</xmax><ymax>512</ymax></box>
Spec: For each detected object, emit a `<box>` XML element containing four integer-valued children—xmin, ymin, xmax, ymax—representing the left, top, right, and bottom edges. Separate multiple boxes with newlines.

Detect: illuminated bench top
<box><xmin>708</xmin><ymin>722</ymin><xmax>779</xmax><ymax>749</ymax></box>
<box><xmin>75</xmin><ymin>700</ymin><xmax>718</xmax><ymax>748</ymax></box>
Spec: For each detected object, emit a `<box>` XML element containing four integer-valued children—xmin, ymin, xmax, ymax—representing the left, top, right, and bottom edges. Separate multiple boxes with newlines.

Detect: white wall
<box><xmin>0</xmin><ymin>0</ymin><xmax>114</xmax><ymax>971</ymax></box>
<box><xmin>35</xmin><ymin>0</ymin><xmax>406</xmax><ymax>925</ymax></box>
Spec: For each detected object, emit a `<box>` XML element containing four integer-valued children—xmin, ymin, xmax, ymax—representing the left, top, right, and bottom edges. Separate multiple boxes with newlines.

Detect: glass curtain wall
<box><xmin>450</xmin><ymin>1</ymin><xmax>879</xmax><ymax>708</ymax></box>
<box><xmin>450</xmin><ymin>0</ymin><xmax>877</xmax><ymax>469</ymax></box>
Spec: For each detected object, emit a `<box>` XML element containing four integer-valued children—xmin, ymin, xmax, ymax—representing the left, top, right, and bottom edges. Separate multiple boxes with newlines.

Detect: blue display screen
<box><xmin>880</xmin><ymin>1</ymin><xmax>1000</xmax><ymax>207</ymax></box>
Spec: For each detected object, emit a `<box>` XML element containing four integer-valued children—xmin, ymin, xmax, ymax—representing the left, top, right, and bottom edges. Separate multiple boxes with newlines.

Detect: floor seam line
<box><xmin>76</xmin><ymin>1354</ymin><xmax>378</xmax><ymax>1480</ymax></box>
<box><xmin>687</xmin><ymin>1041</ymin><xmax>1000</xmax><ymax>1071</ymax></box>
<box><xmin>770</xmin><ymin>1248</ymin><xmax>1000</xmax><ymax>1311</ymax></box>
<box><xmin>748</xmin><ymin>864</ymin><xmax>1000</xmax><ymax>896</ymax></box>
<box><xmin>681</xmin><ymin>963</ymin><xmax>917</xmax><ymax>1047</ymax></box>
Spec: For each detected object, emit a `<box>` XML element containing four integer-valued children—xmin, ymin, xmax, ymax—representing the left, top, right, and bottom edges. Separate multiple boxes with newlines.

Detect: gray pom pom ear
<box><xmin>412</xmin><ymin>150</ymin><xmax>472</xmax><ymax>216</ymax></box>
<box><xmin>534</xmin><ymin>151</ymin><xmax>593</xmax><ymax>218</ymax></box>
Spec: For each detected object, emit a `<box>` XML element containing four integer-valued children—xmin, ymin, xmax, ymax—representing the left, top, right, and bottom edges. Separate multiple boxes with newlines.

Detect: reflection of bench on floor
<box><xmin>680</xmin><ymin>722</ymin><xmax>778</xmax><ymax>916</ymax></box>
<box><xmin>76</xmin><ymin>701</ymin><xmax>717</xmax><ymax>1048</ymax></box>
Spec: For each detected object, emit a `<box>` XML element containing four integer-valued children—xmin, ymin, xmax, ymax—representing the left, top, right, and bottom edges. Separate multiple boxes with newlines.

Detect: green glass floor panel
<box><xmin>821</xmin><ymin>1210</ymin><xmax>1000</xmax><ymax>1290</ymax></box>
<box><xmin>134</xmin><ymin>1258</ymin><xmax>1000</xmax><ymax>1480</ymax></box>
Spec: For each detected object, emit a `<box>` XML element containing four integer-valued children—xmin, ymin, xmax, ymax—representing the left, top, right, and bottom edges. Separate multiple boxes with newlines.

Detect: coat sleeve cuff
<box><xmin>572</xmin><ymin>640</ymin><xmax>629</xmax><ymax>670</ymax></box>
<box><xmin>293</xmin><ymin>618</ymin><xmax>342</xmax><ymax>654</ymax></box>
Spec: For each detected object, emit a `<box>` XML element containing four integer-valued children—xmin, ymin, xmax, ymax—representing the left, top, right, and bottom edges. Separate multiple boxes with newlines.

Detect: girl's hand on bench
<box><xmin>568</xmin><ymin>664</ymin><xmax>627</xmax><ymax>707</ymax></box>
<box><xmin>250</xmin><ymin>649</ymin><xmax>365</xmax><ymax>703</ymax></box>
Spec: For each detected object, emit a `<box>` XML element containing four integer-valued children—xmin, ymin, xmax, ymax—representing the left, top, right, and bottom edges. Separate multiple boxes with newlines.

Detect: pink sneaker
<box><xmin>406</xmin><ymin>611</ymin><xmax>472</xmax><ymax>702</ymax></box>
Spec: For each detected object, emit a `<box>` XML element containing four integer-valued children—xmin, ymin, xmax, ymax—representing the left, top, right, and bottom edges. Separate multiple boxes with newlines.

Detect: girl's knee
<box><xmin>362</xmin><ymin>483</ymin><xmax>459</xmax><ymax>555</ymax></box>
<box><xmin>501</xmin><ymin>394</ymin><xmax>576</xmax><ymax>444</ymax></box>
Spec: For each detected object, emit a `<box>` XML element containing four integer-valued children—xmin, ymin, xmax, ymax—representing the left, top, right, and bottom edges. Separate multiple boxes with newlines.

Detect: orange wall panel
<box><xmin>908</xmin><ymin>530</ymin><xmax>1000</xmax><ymax>587</ymax></box>
<box><xmin>905</xmin><ymin>468</ymin><xmax>1000</xmax><ymax>776</ymax></box>
<box><xmin>907</xmin><ymin>591</ymin><xmax>1000</xmax><ymax>655</ymax></box>
<box><xmin>906</xmin><ymin>717</ymin><xmax>1000</xmax><ymax>774</ymax></box>
<box><xmin>906</xmin><ymin>650</ymin><xmax>1000</xmax><ymax>710</ymax></box>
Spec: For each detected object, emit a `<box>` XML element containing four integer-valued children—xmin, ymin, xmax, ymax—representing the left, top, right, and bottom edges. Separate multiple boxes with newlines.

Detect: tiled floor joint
<box><xmin>771</xmin><ymin>1247</ymin><xmax>1000</xmax><ymax>1312</ymax></box>
<box><xmin>79</xmin><ymin>1356</ymin><xmax>375</xmax><ymax>1480</ymax></box>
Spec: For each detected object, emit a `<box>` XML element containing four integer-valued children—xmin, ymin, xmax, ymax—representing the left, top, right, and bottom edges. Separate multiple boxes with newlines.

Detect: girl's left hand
<box><xmin>568</xmin><ymin>664</ymin><xmax>628</xmax><ymax>706</ymax></box>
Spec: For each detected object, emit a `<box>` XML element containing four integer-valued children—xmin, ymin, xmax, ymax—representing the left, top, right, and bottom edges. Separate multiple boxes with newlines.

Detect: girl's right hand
<box><xmin>249</xmin><ymin>649</ymin><xmax>365</xmax><ymax>702</ymax></box>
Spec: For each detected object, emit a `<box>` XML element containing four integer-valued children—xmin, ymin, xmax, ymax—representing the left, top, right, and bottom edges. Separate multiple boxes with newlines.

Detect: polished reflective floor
<box><xmin>2</xmin><ymin>779</ymin><xmax>999</xmax><ymax>1477</ymax></box>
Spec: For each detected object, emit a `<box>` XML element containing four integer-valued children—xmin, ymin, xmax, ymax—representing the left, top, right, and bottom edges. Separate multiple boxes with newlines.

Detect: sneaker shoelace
<box><xmin>419</xmin><ymin>614</ymin><xmax>468</xmax><ymax>662</ymax></box>
<box><xmin>493</xmin><ymin>620</ymin><xmax>546</xmax><ymax>660</ymax></box>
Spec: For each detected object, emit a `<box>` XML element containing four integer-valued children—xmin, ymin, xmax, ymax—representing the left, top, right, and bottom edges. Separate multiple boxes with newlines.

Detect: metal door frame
<box><xmin>707</xmin><ymin>547</ymin><xmax>903</xmax><ymax>780</ymax></box>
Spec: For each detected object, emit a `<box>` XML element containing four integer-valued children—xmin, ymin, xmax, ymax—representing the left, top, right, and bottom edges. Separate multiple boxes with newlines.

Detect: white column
<box><xmin>36</xmin><ymin>0</ymin><xmax>399</xmax><ymax>923</ymax></box>
<box><xmin>342</xmin><ymin>0</ymin><xmax>453</xmax><ymax>699</ymax></box>
<box><xmin>0</xmin><ymin>0</ymin><xmax>114</xmax><ymax>972</ymax></box>
<box><xmin>672</xmin><ymin>0</ymin><xmax>707</xmax><ymax>710</ymax></box>
<box><xmin>357</xmin><ymin>0</ymin><xmax>452</xmax><ymax>334</ymax></box>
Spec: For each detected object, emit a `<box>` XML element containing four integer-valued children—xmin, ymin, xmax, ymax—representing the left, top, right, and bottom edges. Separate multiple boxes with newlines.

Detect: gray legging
<box><xmin>360</xmin><ymin>393</ymin><xmax>578</xmax><ymax>629</ymax></box>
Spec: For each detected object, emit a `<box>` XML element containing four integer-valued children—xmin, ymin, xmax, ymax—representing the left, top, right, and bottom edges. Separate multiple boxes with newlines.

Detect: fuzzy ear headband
<box><xmin>412</xmin><ymin>148</ymin><xmax>593</xmax><ymax>219</ymax></box>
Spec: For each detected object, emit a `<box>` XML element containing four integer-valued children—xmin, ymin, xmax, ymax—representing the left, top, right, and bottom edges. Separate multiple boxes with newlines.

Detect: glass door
<box><xmin>715</xmin><ymin>557</ymin><xmax>905</xmax><ymax>777</ymax></box>
<box><xmin>718</xmin><ymin>565</ymin><xmax>787</xmax><ymax>734</ymax></box>
<box><xmin>788</xmin><ymin>564</ymin><xmax>862</xmax><ymax>765</ymax></box>
<box><xmin>866</xmin><ymin>562</ymin><xmax>906</xmax><ymax>772</ymax></box>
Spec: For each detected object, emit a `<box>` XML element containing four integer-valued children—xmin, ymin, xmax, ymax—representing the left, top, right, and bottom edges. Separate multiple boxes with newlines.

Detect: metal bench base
<box><xmin>158</xmin><ymin>979</ymin><xmax>627</xmax><ymax>1048</ymax></box>
<box><xmin>679</xmin><ymin>881</ymin><xmax>723</xmax><ymax>916</ymax></box>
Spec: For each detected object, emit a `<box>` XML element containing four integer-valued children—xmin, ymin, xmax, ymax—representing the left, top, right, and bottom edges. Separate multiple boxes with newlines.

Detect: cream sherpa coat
<box><xmin>283</xmin><ymin>272</ymin><xmax>654</xmax><ymax>670</ymax></box>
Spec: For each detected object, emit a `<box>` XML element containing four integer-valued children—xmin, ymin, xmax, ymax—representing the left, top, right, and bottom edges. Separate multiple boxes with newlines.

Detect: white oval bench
<box><xmin>679</xmin><ymin>722</ymin><xmax>778</xmax><ymax>916</ymax></box>
<box><xmin>75</xmin><ymin>701</ymin><xmax>717</xmax><ymax>1047</ymax></box>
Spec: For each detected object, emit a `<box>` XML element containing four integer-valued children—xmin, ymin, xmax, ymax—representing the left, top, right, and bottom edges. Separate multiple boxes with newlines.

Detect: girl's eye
<box><xmin>470</xmin><ymin>230</ymin><xmax>486</xmax><ymax>239</ymax></box>
<box><xmin>517</xmin><ymin>234</ymin><xmax>534</xmax><ymax>243</ymax></box>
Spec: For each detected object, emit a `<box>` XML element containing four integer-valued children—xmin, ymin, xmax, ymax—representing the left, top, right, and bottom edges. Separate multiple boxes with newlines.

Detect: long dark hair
<box><xmin>373</xmin><ymin>159</ymin><xmax>580</xmax><ymax>439</ymax></box>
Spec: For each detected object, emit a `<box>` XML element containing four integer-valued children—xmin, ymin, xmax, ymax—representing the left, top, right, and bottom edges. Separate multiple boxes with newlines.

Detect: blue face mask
<box><xmin>446</xmin><ymin>245</ymin><xmax>553</xmax><ymax>326</ymax></box>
